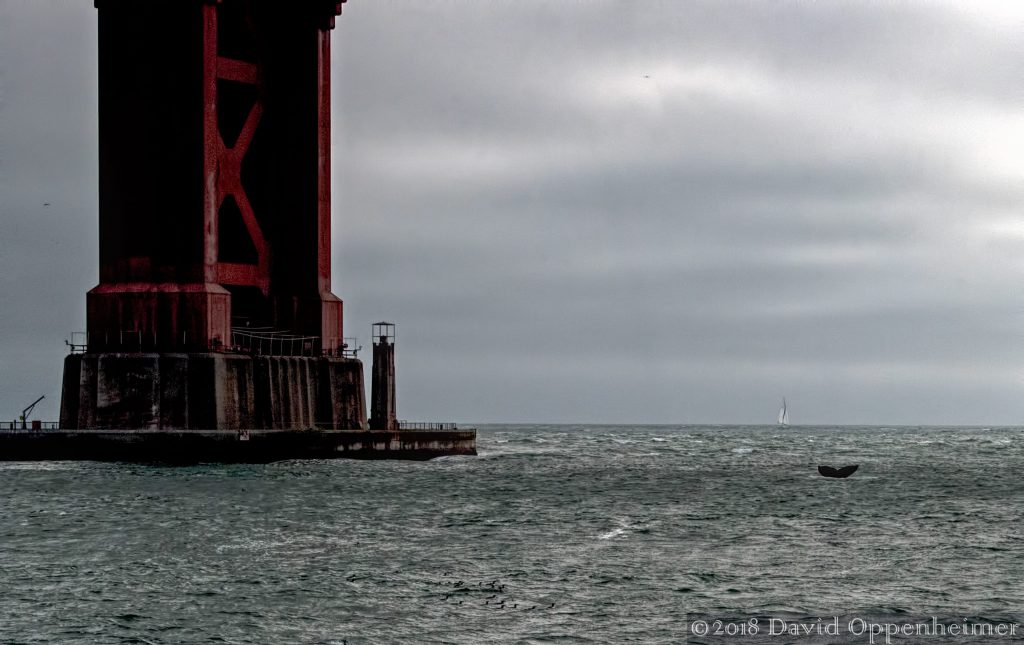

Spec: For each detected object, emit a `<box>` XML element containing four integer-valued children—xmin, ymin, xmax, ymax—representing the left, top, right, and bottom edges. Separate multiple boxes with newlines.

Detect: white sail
<box><xmin>778</xmin><ymin>398</ymin><xmax>790</xmax><ymax>426</ymax></box>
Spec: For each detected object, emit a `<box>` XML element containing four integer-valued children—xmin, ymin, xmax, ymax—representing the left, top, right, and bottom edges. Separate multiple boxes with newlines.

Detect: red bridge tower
<box><xmin>61</xmin><ymin>0</ymin><xmax>366</xmax><ymax>432</ymax></box>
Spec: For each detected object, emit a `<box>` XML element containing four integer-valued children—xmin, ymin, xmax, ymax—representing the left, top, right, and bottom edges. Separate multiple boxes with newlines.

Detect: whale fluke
<box><xmin>818</xmin><ymin>464</ymin><xmax>858</xmax><ymax>478</ymax></box>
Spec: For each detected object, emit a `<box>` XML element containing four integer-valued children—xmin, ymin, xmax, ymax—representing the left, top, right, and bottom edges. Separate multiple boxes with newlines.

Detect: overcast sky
<box><xmin>1</xmin><ymin>1</ymin><xmax>1022</xmax><ymax>425</ymax></box>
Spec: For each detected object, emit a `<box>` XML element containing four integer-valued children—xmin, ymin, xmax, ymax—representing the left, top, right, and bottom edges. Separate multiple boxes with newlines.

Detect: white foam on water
<box><xmin>215</xmin><ymin>538</ymin><xmax>299</xmax><ymax>553</ymax></box>
<box><xmin>598</xmin><ymin>527</ymin><xmax>627</xmax><ymax>540</ymax></box>
<box><xmin>0</xmin><ymin>462</ymin><xmax>83</xmax><ymax>471</ymax></box>
<box><xmin>598</xmin><ymin>517</ymin><xmax>651</xmax><ymax>540</ymax></box>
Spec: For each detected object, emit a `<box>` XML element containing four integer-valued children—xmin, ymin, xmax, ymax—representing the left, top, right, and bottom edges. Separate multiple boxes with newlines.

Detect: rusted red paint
<box><xmin>318</xmin><ymin>30</ymin><xmax>332</xmax><ymax>297</ymax></box>
<box><xmin>214</xmin><ymin>55</ymin><xmax>269</xmax><ymax>292</ymax></box>
<box><xmin>202</xmin><ymin>3</ymin><xmax>219</xmax><ymax>285</ymax></box>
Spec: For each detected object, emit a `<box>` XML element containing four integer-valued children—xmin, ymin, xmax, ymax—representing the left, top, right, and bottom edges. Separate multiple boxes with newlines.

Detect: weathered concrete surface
<box><xmin>0</xmin><ymin>429</ymin><xmax>476</xmax><ymax>463</ymax></box>
<box><xmin>60</xmin><ymin>353</ymin><xmax>365</xmax><ymax>431</ymax></box>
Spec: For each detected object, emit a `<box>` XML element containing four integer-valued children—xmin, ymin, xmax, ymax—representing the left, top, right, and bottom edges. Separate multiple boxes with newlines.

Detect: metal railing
<box><xmin>66</xmin><ymin>331</ymin><xmax>198</xmax><ymax>354</ymax></box>
<box><xmin>64</xmin><ymin>331</ymin><xmax>362</xmax><ymax>359</ymax></box>
<box><xmin>0</xmin><ymin>421</ymin><xmax>467</xmax><ymax>432</ymax></box>
<box><xmin>340</xmin><ymin>337</ymin><xmax>361</xmax><ymax>358</ymax></box>
<box><xmin>398</xmin><ymin>421</ymin><xmax>460</xmax><ymax>431</ymax></box>
<box><xmin>66</xmin><ymin>332</ymin><xmax>88</xmax><ymax>354</ymax></box>
<box><xmin>3</xmin><ymin>421</ymin><xmax>60</xmax><ymax>431</ymax></box>
<box><xmin>230</xmin><ymin>329</ymin><xmax>320</xmax><ymax>356</ymax></box>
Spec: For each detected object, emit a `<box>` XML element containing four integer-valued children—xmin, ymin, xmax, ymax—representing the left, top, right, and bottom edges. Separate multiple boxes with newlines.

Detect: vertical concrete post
<box><xmin>369</xmin><ymin>322</ymin><xmax>397</xmax><ymax>430</ymax></box>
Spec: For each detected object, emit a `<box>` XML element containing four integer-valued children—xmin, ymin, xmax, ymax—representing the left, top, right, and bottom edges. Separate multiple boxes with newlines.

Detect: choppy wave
<box><xmin>0</xmin><ymin>424</ymin><xmax>1021</xmax><ymax>643</ymax></box>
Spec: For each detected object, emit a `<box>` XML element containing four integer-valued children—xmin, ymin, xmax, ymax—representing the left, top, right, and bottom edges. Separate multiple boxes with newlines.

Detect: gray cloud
<box><xmin>1</xmin><ymin>1</ymin><xmax>1021</xmax><ymax>424</ymax></box>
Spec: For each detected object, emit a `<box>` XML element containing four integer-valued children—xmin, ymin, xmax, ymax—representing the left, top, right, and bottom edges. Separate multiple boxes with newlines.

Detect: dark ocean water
<box><xmin>0</xmin><ymin>425</ymin><xmax>1021</xmax><ymax>644</ymax></box>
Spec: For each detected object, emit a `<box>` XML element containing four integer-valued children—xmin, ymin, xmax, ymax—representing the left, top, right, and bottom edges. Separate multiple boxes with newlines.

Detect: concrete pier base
<box><xmin>0</xmin><ymin>429</ymin><xmax>478</xmax><ymax>463</ymax></box>
<box><xmin>48</xmin><ymin>353</ymin><xmax>477</xmax><ymax>462</ymax></box>
<box><xmin>60</xmin><ymin>353</ymin><xmax>366</xmax><ymax>431</ymax></box>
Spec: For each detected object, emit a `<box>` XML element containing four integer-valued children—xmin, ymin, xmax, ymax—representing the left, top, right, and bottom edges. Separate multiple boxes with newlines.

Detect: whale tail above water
<box><xmin>818</xmin><ymin>464</ymin><xmax>859</xmax><ymax>478</ymax></box>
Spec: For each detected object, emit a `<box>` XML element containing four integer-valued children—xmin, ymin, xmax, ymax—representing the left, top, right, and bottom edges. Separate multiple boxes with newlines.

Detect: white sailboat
<box><xmin>778</xmin><ymin>398</ymin><xmax>790</xmax><ymax>426</ymax></box>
